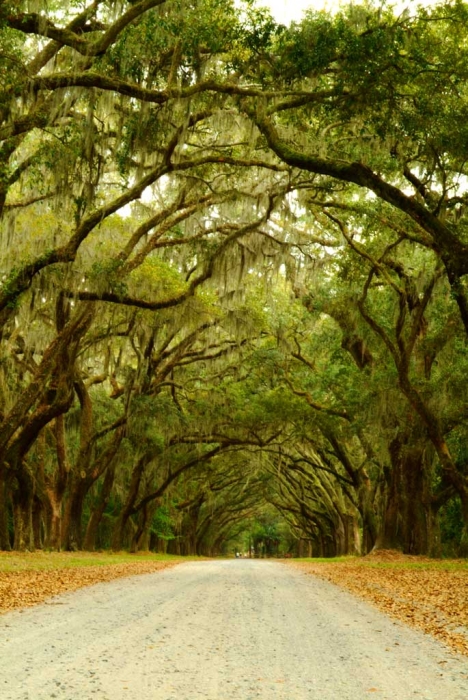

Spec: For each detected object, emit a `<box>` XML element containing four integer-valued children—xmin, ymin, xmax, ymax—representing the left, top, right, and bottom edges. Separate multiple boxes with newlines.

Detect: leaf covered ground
<box><xmin>0</xmin><ymin>552</ymin><xmax>185</xmax><ymax>613</ymax></box>
<box><xmin>290</xmin><ymin>551</ymin><xmax>468</xmax><ymax>657</ymax></box>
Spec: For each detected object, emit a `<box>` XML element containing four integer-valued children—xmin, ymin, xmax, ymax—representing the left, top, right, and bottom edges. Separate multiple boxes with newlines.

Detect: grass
<box><xmin>0</xmin><ymin>551</ymin><xmax>198</xmax><ymax>573</ymax></box>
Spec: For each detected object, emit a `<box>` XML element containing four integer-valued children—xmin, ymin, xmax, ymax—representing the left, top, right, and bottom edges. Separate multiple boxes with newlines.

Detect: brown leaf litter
<box><xmin>290</xmin><ymin>551</ymin><xmax>468</xmax><ymax>657</ymax></box>
<box><xmin>0</xmin><ymin>559</ymin><xmax>179</xmax><ymax>614</ymax></box>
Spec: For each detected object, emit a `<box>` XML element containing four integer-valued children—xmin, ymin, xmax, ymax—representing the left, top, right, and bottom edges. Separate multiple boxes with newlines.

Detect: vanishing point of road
<box><xmin>1</xmin><ymin>560</ymin><xmax>467</xmax><ymax>699</ymax></box>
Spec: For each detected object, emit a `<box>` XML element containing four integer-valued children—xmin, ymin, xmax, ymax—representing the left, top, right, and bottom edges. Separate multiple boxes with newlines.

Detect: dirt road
<box><xmin>1</xmin><ymin>560</ymin><xmax>467</xmax><ymax>699</ymax></box>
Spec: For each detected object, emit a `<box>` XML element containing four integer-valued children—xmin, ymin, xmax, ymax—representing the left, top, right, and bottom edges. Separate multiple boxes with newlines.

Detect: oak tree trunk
<box><xmin>11</xmin><ymin>467</ymin><xmax>34</xmax><ymax>551</ymax></box>
<box><xmin>0</xmin><ymin>465</ymin><xmax>11</xmax><ymax>550</ymax></box>
<box><xmin>375</xmin><ymin>428</ymin><xmax>435</xmax><ymax>554</ymax></box>
<box><xmin>43</xmin><ymin>490</ymin><xmax>64</xmax><ymax>550</ymax></box>
<box><xmin>83</xmin><ymin>463</ymin><xmax>116</xmax><ymax>551</ymax></box>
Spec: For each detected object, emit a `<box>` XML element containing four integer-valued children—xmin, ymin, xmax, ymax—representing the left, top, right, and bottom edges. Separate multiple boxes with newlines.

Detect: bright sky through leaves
<box><xmin>260</xmin><ymin>0</ymin><xmax>440</xmax><ymax>24</ymax></box>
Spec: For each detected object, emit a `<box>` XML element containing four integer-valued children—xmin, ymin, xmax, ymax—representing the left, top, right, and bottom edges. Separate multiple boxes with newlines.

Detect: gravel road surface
<box><xmin>1</xmin><ymin>559</ymin><xmax>467</xmax><ymax>699</ymax></box>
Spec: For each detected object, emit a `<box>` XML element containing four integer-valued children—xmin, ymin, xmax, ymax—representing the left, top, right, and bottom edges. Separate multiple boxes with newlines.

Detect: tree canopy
<box><xmin>1</xmin><ymin>0</ymin><xmax>468</xmax><ymax>557</ymax></box>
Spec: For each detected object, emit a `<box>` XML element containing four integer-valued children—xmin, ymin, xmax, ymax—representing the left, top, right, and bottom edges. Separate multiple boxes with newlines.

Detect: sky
<box><xmin>258</xmin><ymin>0</ymin><xmax>438</xmax><ymax>24</ymax></box>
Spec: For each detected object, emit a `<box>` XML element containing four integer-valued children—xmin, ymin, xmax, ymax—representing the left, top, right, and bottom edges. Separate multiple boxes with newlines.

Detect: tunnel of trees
<box><xmin>1</xmin><ymin>0</ymin><xmax>468</xmax><ymax>557</ymax></box>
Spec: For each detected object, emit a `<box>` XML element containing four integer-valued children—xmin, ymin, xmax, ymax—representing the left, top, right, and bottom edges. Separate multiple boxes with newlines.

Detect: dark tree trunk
<box><xmin>375</xmin><ymin>427</ymin><xmax>435</xmax><ymax>555</ymax></box>
<box><xmin>167</xmin><ymin>537</ymin><xmax>181</xmax><ymax>555</ymax></box>
<box><xmin>39</xmin><ymin>415</ymin><xmax>70</xmax><ymax>551</ymax></box>
<box><xmin>1</xmin><ymin>310</ymin><xmax>92</xmax><ymax>551</ymax></box>
<box><xmin>459</xmin><ymin>494</ymin><xmax>468</xmax><ymax>557</ymax></box>
<box><xmin>0</xmin><ymin>465</ymin><xmax>11</xmax><ymax>550</ymax></box>
<box><xmin>43</xmin><ymin>490</ymin><xmax>64</xmax><ymax>550</ymax></box>
<box><xmin>333</xmin><ymin>513</ymin><xmax>346</xmax><ymax>555</ymax></box>
<box><xmin>427</xmin><ymin>503</ymin><xmax>442</xmax><ymax>558</ymax></box>
<box><xmin>358</xmin><ymin>478</ymin><xmax>378</xmax><ymax>554</ymax></box>
<box><xmin>83</xmin><ymin>463</ymin><xmax>116</xmax><ymax>551</ymax></box>
<box><xmin>63</xmin><ymin>418</ymin><xmax>124</xmax><ymax>551</ymax></box>
<box><xmin>154</xmin><ymin>536</ymin><xmax>168</xmax><ymax>554</ymax></box>
<box><xmin>62</xmin><ymin>478</ymin><xmax>90</xmax><ymax>551</ymax></box>
<box><xmin>111</xmin><ymin>455</ymin><xmax>147</xmax><ymax>551</ymax></box>
<box><xmin>180</xmin><ymin>499</ymin><xmax>202</xmax><ymax>555</ymax></box>
<box><xmin>11</xmin><ymin>466</ymin><xmax>34</xmax><ymax>551</ymax></box>
<box><xmin>342</xmin><ymin>513</ymin><xmax>360</xmax><ymax>555</ymax></box>
<box><xmin>316</xmin><ymin>533</ymin><xmax>324</xmax><ymax>558</ymax></box>
<box><xmin>131</xmin><ymin>499</ymin><xmax>159</xmax><ymax>553</ymax></box>
<box><xmin>32</xmin><ymin>495</ymin><xmax>43</xmax><ymax>549</ymax></box>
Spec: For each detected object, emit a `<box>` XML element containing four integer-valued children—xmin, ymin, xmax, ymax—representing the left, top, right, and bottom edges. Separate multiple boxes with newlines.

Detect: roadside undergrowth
<box><xmin>289</xmin><ymin>551</ymin><xmax>468</xmax><ymax>657</ymax></box>
<box><xmin>0</xmin><ymin>552</ymin><xmax>190</xmax><ymax>613</ymax></box>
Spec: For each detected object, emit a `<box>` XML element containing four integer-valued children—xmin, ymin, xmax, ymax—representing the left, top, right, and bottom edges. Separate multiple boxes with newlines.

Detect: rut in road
<box><xmin>0</xmin><ymin>559</ymin><xmax>467</xmax><ymax>700</ymax></box>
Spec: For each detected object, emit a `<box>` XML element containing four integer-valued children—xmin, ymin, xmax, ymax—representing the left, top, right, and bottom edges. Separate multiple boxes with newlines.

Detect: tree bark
<box><xmin>459</xmin><ymin>495</ymin><xmax>468</xmax><ymax>557</ymax></box>
<box><xmin>0</xmin><ymin>465</ymin><xmax>11</xmax><ymax>550</ymax></box>
<box><xmin>62</xmin><ymin>379</ymin><xmax>125</xmax><ymax>550</ymax></box>
<box><xmin>43</xmin><ymin>489</ymin><xmax>64</xmax><ymax>550</ymax></box>
<box><xmin>131</xmin><ymin>498</ymin><xmax>161</xmax><ymax>553</ymax></box>
<box><xmin>32</xmin><ymin>495</ymin><xmax>43</xmax><ymax>549</ymax></box>
<box><xmin>42</xmin><ymin>415</ymin><xmax>70</xmax><ymax>550</ymax></box>
<box><xmin>83</xmin><ymin>463</ymin><xmax>116</xmax><ymax>551</ymax></box>
<box><xmin>374</xmin><ymin>426</ymin><xmax>435</xmax><ymax>555</ymax></box>
<box><xmin>63</xmin><ymin>477</ymin><xmax>90</xmax><ymax>551</ymax></box>
<box><xmin>11</xmin><ymin>465</ymin><xmax>34</xmax><ymax>551</ymax></box>
<box><xmin>111</xmin><ymin>454</ymin><xmax>148</xmax><ymax>551</ymax></box>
